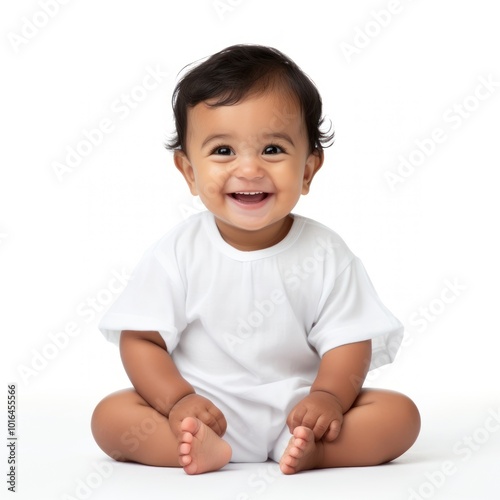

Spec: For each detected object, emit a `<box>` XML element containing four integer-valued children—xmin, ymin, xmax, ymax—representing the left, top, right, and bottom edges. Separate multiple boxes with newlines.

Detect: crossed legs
<box><xmin>91</xmin><ymin>388</ymin><xmax>420</xmax><ymax>474</ymax></box>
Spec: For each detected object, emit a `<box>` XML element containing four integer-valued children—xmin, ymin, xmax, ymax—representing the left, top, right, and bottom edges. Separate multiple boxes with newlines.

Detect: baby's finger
<box><xmin>167</xmin><ymin>413</ymin><xmax>183</xmax><ymax>439</ymax></box>
<box><xmin>324</xmin><ymin>419</ymin><xmax>342</xmax><ymax>442</ymax></box>
<box><xmin>202</xmin><ymin>406</ymin><xmax>227</xmax><ymax>437</ymax></box>
<box><xmin>311</xmin><ymin>415</ymin><xmax>332</xmax><ymax>441</ymax></box>
<box><xmin>287</xmin><ymin>405</ymin><xmax>307</xmax><ymax>433</ymax></box>
<box><xmin>209</xmin><ymin>407</ymin><xmax>227</xmax><ymax>437</ymax></box>
<box><xmin>300</xmin><ymin>411</ymin><xmax>321</xmax><ymax>436</ymax></box>
<box><xmin>198</xmin><ymin>410</ymin><xmax>221</xmax><ymax>435</ymax></box>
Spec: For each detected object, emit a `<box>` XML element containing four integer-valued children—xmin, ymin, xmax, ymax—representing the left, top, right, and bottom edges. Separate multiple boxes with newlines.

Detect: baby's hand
<box><xmin>287</xmin><ymin>391</ymin><xmax>343</xmax><ymax>442</ymax></box>
<box><xmin>168</xmin><ymin>393</ymin><xmax>227</xmax><ymax>439</ymax></box>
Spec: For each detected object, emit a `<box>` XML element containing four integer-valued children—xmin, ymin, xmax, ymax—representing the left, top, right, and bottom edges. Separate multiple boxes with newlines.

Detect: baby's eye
<box><xmin>211</xmin><ymin>145</ymin><xmax>234</xmax><ymax>156</ymax></box>
<box><xmin>263</xmin><ymin>144</ymin><xmax>286</xmax><ymax>155</ymax></box>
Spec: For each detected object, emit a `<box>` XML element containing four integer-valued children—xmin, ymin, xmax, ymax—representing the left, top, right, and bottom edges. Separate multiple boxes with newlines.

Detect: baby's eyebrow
<box><xmin>261</xmin><ymin>132</ymin><xmax>295</xmax><ymax>146</ymax></box>
<box><xmin>201</xmin><ymin>132</ymin><xmax>295</xmax><ymax>149</ymax></box>
<box><xmin>202</xmin><ymin>134</ymin><xmax>232</xmax><ymax>148</ymax></box>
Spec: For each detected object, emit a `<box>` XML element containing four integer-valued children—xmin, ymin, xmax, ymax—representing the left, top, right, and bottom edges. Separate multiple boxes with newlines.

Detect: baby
<box><xmin>91</xmin><ymin>44</ymin><xmax>420</xmax><ymax>475</ymax></box>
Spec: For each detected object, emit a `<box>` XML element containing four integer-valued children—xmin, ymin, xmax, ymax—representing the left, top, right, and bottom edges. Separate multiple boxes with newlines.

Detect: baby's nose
<box><xmin>233</xmin><ymin>154</ymin><xmax>265</xmax><ymax>180</ymax></box>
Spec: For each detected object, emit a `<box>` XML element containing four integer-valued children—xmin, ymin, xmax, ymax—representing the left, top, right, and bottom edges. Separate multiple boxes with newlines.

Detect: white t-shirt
<box><xmin>99</xmin><ymin>211</ymin><xmax>403</xmax><ymax>459</ymax></box>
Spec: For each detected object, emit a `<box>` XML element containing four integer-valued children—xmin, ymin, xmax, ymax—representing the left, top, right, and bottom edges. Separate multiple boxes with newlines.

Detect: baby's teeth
<box><xmin>235</xmin><ymin>192</ymin><xmax>263</xmax><ymax>195</ymax></box>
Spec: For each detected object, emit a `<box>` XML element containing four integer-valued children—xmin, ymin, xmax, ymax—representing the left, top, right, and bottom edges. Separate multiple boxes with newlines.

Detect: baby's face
<box><xmin>174</xmin><ymin>90</ymin><xmax>322</xmax><ymax>250</ymax></box>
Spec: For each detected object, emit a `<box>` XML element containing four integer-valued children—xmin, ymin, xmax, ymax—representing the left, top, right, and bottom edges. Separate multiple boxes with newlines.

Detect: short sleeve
<box><xmin>307</xmin><ymin>256</ymin><xmax>403</xmax><ymax>370</ymax></box>
<box><xmin>98</xmin><ymin>245</ymin><xmax>187</xmax><ymax>352</ymax></box>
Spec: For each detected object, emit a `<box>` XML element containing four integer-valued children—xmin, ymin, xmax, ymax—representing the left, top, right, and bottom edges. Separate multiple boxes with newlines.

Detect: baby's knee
<box><xmin>92</xmin><ymin>389</ymin><xmax>133</xmax><ymax>426</ymax></box>
<box><xmin>400</xmin><ymin>394</ymin><xmax>420</xmax><ymax>430</ymax></box>
<box><xmin>91</xmin><ymin>395</ymin><xmax>113</xmax><ymax>434</ymax></box>
<box><xmin>91</xmin><ymin>395</ymin><xmax>116</xmax><ymax>443</ymax></box>
<box><xmin>391</xmin><ymin>392</ymin><xmax>421</xmax><ymax>446</ymax></box>
<box><xmin>91</xmin><ymin>390</ymin><xmax>137</xmax><ymax>460</ymax></box>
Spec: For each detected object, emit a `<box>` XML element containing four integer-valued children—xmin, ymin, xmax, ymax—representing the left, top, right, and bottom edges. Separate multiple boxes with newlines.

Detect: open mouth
<box><xmin>230</xmin><ymin>192</ymin><xmax>270</xmax><ymax>203</ymax></box>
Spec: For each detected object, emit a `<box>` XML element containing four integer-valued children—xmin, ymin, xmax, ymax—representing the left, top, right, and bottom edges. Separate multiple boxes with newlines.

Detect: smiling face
<box><xmin>174</xmin><ymin>90</ymin><xmax>323</xmax><ymax>251</ymax></box>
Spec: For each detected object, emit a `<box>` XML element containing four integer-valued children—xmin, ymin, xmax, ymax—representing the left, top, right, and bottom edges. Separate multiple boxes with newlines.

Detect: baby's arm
<box><xmin>120</xmin><ymin>330</ymin><xmax>227</xmax><ymax>438</ymax></box>
<box><xmin>287</xmin><ymin>340</ymin><xmax>371</xmax><ymax>441</ymax></box>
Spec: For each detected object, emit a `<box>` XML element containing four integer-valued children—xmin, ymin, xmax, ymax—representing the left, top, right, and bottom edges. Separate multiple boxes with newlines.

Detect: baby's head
<box><xmin>167</xmin><ymin>44</ymin><xmax>333</xmax><ymax>155</ymax></box>
<box><xmin>167</xmin><ymin>45</ymin><xmax>333</xmax><ymax>250</ymax></box>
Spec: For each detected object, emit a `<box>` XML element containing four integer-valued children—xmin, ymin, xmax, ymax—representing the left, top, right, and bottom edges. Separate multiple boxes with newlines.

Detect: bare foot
<box><xmin>178</xmin><ymin>417</ymin><xmax>232</xmax><ymax>475</ymax></box>
<box><xmin>279</xmin><ymin>426</ymin><xmax>323</xmax><ymax>475</ymax></box>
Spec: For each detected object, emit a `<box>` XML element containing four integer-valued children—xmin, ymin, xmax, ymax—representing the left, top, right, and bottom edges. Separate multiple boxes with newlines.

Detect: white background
<box><xmin>1</xmin><ymin>1</ymin><xmax>499</xmax><ymax>499</ymax></box>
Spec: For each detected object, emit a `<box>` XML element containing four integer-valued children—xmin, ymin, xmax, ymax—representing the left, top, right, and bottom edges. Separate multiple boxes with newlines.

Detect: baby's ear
<box><xmin>174</xmin><ymin>151</ymin><xmax>198</xmax><ymax>196</ymax></box>
<box><xmin>302</xmin><ymin>150</ymin><xmax>324</xmax><ymax>195</ymax></box>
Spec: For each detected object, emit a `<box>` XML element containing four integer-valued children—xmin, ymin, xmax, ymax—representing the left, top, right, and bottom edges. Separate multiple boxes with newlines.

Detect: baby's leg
<box><xmin>91</xmin><ymin>389</ymin><xmax>231</xmax><ymax>473</ymax></box>
<box><xmin>280</xmin><ymin>389</ymin><xmax>420</xmax><ymax>474</ymax></box>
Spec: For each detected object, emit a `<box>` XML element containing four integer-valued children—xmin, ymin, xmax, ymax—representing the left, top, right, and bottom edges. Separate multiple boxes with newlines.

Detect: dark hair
<box><xmin>166</xmin><ymin>44</ymin><xmax>334</xmax><ymax>154</ymax></box>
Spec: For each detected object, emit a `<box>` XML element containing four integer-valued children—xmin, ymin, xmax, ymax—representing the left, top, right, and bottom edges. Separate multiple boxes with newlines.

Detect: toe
<box><xmin>181</xmin><ymin>431</ymin><xmax>194</xmax><ymax>444</ymax></box>
<box><xmin>293</xmin><ymin>426</ymin><xmax>313</xmax><ymax>442</ymax></box>
<box><xmin>180</xmin><ymin>417</ymin><xmax>199</xmax><ymax>434</ymax></box>
<box><xmin>178</xmin><ymin>442</ymin><xmax>191</xmax><ymax>455</ymax></box>
<box><xmin>295</xmin><ymin>438</ymin><xmax>307</xmax><ymax>452</ymax></box>
<box><xmin>280</xmin><ymin>461</ymin><xmax>296</xmax><ymax>475</ymax></box>
<box><xmin>288</xmin><ymin>444</ymin><xmax>303</xmax><ymax>458</ymax></box>
<box><xmin>184</xmin><ymin>461</ymin><xmax>198</xmax><ymax>475</ymax></box>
